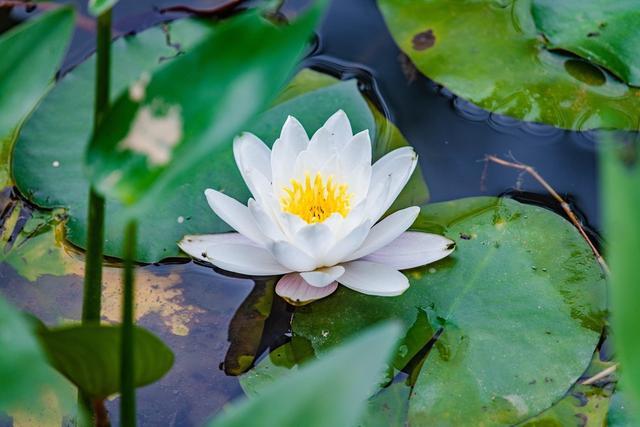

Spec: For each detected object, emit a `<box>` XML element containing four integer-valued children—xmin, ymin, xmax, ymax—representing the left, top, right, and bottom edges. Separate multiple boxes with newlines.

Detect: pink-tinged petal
<box><xmin>178</xmin><ymin>233</ymin><xmax>256</xmax><ymax>262</ymax></box>
<box><xmin>362</xmin><ymin>231</ymin><xmax>456</xmax><ymax>270</ymax></box>
<box><xmin>339</xmin><ymin>261</ymin><xmax>409</xmax><ymax>297</ymax></box>
<box><xmin>347</xmin><ymin>206</ymin><xmax>420</xmax><ymax>261</ymax></box>
<box><xmin>271</xmin><ymin>241</ymin><xmax>318</xmax><ymax>272</ymax></box>
<box><xmin>276</xmin><ymin>273</ymin><xmax>338</xmax><ymax>306</ymax></box>
<box><xmin>300</xmin><ymin>265</ymin><xmax>345</xmax><ymax>288</ymax></box>
<box><xmin>203</xmin><ymin>242</ymin><xmax>291</xmax><ymax>276</ymax></box>
<box><xmin>204</xmin><ymin>189</ymin><xmax>266</xmax><ymax>245</ymax></box>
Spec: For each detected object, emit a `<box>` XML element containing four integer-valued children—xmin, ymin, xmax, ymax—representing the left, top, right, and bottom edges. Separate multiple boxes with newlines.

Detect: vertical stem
<box><xmin>81</xmin><ymin>0</ymin><xmax>112</xmax><ymax>326</ymax></box>
<box><xmin>120</xmin><ymin>220</ymin><xmax>137</xmax><ymax>427</ymax></box>
<box><xmin>80</xmin><ymin>9</ymin><xmax>112</xmax><ymax>425</ymax></box>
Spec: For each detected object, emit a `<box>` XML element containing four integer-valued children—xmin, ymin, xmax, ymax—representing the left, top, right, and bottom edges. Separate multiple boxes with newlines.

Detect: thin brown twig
<box><xmin>581</xmin><ymin>363</ymin><xmax>618</xmax><ymax>385</ymax></box>
<box><xmin>484</xmin><ymin>154</ymin><xmax>610</xmax><ymax>275</ymax></box>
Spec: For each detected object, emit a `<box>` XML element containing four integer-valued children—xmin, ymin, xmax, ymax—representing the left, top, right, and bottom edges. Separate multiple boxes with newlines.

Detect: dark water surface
<box><xmin>1</xmin><ymin>0</ymin><xmax>605</xmax><ymax>425</ymax></box>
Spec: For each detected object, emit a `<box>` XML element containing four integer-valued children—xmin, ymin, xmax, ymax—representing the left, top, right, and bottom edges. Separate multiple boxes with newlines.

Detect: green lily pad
<box><xmin>13</xmin><ymin>30</ymin><xmax>427</xmax><ymax>262</ymax></box>
<box><xmin>293</xmin><ymin>197</ymin><xmax>606</xmax><ymax>425</ymax></box>
<box><xmin>377</xmin><ymin>0</ymin><xmax>640</xmax><ymax>130</ymax></box>
<box><xmin>532</xmin><ymin>0</ymin><xmax>640</xmax><ymax>87</ymax></box>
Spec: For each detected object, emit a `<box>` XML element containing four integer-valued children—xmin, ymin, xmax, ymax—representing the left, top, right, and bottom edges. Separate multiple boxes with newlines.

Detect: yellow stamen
<box><xmin>280</xmin><ymin>172</ymin><xmax>352</xmax><ymax>224</ymax></box>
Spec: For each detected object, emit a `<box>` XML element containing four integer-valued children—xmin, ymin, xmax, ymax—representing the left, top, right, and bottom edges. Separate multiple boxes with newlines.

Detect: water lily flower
<box><xmin>179</xmin><ymin>110</ymin><xmax>455</xmax><ymax>305</ymax></box>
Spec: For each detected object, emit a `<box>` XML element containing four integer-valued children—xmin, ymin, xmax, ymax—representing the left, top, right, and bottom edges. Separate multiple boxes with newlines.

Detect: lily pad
<box><xmin>377</xmin><ymin>0</ymin><xmax>640</xmax><ymax>130</ymax></box>
<box><xmin>13</xmin><ymin>28</ymin><xmax>427</xmax><ymax>262</ymax></box>
<box><xmin>293</xmin><ymin>197</ymin><xmax>606</xmax><ymax>425</ymax></box>
<box><xmin>532</xmin><ymin>0</ymin><xmax>640</xmax><ymax>87</ymax></box>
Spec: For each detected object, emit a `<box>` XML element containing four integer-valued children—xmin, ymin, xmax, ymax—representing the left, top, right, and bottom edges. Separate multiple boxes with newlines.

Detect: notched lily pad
<box><xmin>12</xmin><ymin>22</ymin><xmax>428</xmax><ymax>262</ymax></box>
<box><xmin>293</xmin><ymin>197</ymin><xmax>607</xmax><ymax>425</ymax></box>
<box><xmin>377</xmin><ymin>0</ymin><xmax>640</xmax><ymax>130</ymax></box>
<box><xmin>532</xmin><ymin>0</ymin><xmax>640</xmax><ymax>87</ymax></box>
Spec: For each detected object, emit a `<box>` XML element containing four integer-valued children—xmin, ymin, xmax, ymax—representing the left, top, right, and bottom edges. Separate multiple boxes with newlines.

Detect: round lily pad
<box><xmin>377</xmin><ymin>0</ymin><xmax>640</xmax><ymax>130</ymax></box>
<box><xmin>12</xmin><ymin>23</ymin><xmax>428</xmax><ymax>262</ymax></box>
<box><xmin>293</xmin><ymin>197</ymin><xmax>606</xmax><ymax>425</ymax></box>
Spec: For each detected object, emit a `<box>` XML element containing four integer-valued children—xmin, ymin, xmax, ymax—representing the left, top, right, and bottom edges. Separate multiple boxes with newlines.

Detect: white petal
<box><xmin>323</xmin><ymin>109</ymin><xmax>353</xmax><ymax>147</ymax></box>
<box><xmin>271</xmin><ymin>241</ymin><xmax>318</xmax><ymax>272</ymax></box>
<box><xmin>204</xmin><ymin>189</ymin><xmax>266</xmax><ymax>245</ymax></box>
<box><xmin>339</xmin><ymin>261</ymin><xmax>409</xmax><ymax>296</ymax></box>
<box><xmin>340</xmin><ymin>130</ymin><xmax>372</xmax><ymax>202</ymax></box>
<box><xmin>276</xmin><ymin>273</ymin><xmax>338</xmax><ymax>305</ymax></box>
<box><xmin>294</xmin><ymin>223</ymin><xmax>335</xmax><ymax>259</ymax></box>
<box><xmin>178</xmin><ymin>233</ymin><xmax>255</xmax><ymax>262</ymax></box>
<box><xmin>362</xmin><ymin>231</ymin><xmax>456</xmax><ymax>270</ymax></box>
<box><xmin>248</xmin><ymin>199</ymin><xmax>285</xmax><ymax>242</ymax></box>
<box><xmin>272</xmin><ymin>116</ymin><xmax>309</xmax><ymax>190</ymax></box>
<box><xmin>348</xmin><ymin>206</ymin><xmax>420</xmax><ymax>261</ymax></box>
<box><xmin>323</xmin><ymin>220</ymin><xmax>372</xmax><ymax>266</ymax></box>
<box><xmin>297</xmin><ymin>126</ymin><xmax>337</xmax><ymax>175</ymax></box>
<box><xmin>233</xmin><ymin>133</ymin><xmax>272</xmax><ymax>196</ymax></box>
<box><xmin>367</xmin><ymin>147</ymin><xmax>418</xmax><ymax>222</ymax></box>
<box><xmin>300</xmin><ymin>265</ymin><xmax>345</xmax><ymax>288</ymax></box>
<box><xmin>204</xmin><ymin>242</ymin><xmax>291</xmax><ymax>276</ymax></box>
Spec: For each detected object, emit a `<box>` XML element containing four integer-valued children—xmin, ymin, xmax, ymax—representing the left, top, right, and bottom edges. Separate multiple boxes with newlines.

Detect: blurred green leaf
<box><xmin>209</xmin><ymin>322</ymin><xmax>402</xmax><ymax>427</ymax></box>
<box><xmin>87</xmin><ymin>8</ymin><xmax>322</xmax><ymax>213</ymax></box>
<box><xmin>608</xmin><ymin>390</ymin><xmax>639</xmax><ymax>427</ymax></box>
<box><xmin>293</xmin><ymin>197</ymin><xmax>606</xmax><ymax>425</ymax></box>
<box><xmin>532</xmin><ymin>0</ymin><xmax>640</xmax><ymax>87</ymax></box>
<box><xmin>38</xmin><ymin>324</ymin><xmax>174</xmax><ymax>399</ymax></box>
<box><xmin>88</xmin><ymin>0</ymin><xmax>119</xmax><ymax>16</ymax></box>
<box><xmin>602</xmin><ymin>133</ymin><xmax>640</xmax><ymax>417</ymax></box>
<box><xmin>377</xmin><ymin>0</ymin><xmax>640</xmax><ymax>130</ymax></box>
<box><xmin>0</xmin><ymin>7</ymin><xmax>73</xmax><ymax>139</ymax></box>
<box><xmin>0</xmin><ymin>296</ymin><xmax>71</xmax><ymax>413</ymax></box>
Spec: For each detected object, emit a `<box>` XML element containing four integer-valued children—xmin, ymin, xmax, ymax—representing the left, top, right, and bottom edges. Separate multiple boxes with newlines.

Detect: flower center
<box><xmin>280</xmin><ymin>172</ymin><xmax>352</xmax><ymax>224</ymax></box>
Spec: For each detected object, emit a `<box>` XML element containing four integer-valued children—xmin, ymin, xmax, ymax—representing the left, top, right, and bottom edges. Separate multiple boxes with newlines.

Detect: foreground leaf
<box><xmin>87</xmin><ymin>8</ymin><xmax>322</xmax><ymax>213</ymax></box>
<box><xmin>602</xmin><ymin>133</ymin><xmax>640</xmax><ymax>412</ymax></box>
<box><xmin>377</xmin><ymin>0</ymin><xmax>640</xmax><ymax>130</ymax></box>
<box><xmin>532</xmin><ymin>0</ymin><xmax>640</xmax><ymax>87</ymax></box>
<box><xmin>0</xmin><ymin>297</ymin><xmax>71</xmax><ymax>413</ymax></box>
<box><xmin>209</xmin><ymin>322</ymin><xmax>401</xmax><ymax>427</ymax></box>
<box><xmin>293</xmin><ymin>197</ymin><xmax>606</xmax><ymax>425</ymax></box>
<box><xmin>13</xmin><ymin>36</ymin><xmax>426</xmax><ymax>261</ymax></box>
<box><xmin>38</xmin><ymin>324</ymin><xmax>174</xmax><ymax>399</ymax></box>
<box><xmin>0</xmin><ymin>6</ymin><xmax>74</xmax><ymax>138</ymax></box>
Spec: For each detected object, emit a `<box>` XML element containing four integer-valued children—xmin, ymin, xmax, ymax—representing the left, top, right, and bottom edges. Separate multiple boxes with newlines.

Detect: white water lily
<box><xmin>179</xmin><ymin>110</ymin><xmax>454</xmax><ymax>305</ymax></box>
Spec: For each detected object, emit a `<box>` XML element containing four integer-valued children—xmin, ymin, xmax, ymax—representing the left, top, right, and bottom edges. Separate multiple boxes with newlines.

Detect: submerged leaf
<box><xmin>293</xmin><ymin>197</ymin><xmax>606</xmax><ymax>425</ymax></box>
<box><xmin>532</xmin><ymin>0</ymin><xmax>640</xmax><ymax>87</ymax></box>
<box><xmin>377</xmin><ymin>0</ymin><xmax>640</xmax><ymax>130</ymax></box>
<box><xmin>38</xmin><ymin>324</ymin><xmax>174</xmax><ymax>399</ymax></box>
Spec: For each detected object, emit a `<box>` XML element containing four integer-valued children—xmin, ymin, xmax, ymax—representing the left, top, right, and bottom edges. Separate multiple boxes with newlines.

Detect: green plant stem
<box><xmin>80</xmin><ymin>8</ymin><xmax>112</xmax><ymax>425</ymax></box>
<box><xmin>81</xmin><ymin>0</ymin><xmax>112</xmax><ymax>326</ymax></box>
<box><xmin>120</xmin><ymin>219</ymin><xmax>137</xmax><ymax>427</ymax></box>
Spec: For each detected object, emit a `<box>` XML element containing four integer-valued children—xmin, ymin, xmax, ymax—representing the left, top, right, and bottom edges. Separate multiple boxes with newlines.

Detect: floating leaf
<box><xmin>532</xmin><ymin>0</ymin><xmax>640</xmax><ymax>87</ymax></box>
<box><xmin>13</xmin><ymin>31</ymin><xmax>427</xmax><ymax>262</ymax></box>
<box><xmin>209</xmin><ymin>322</ymin><xmax>402</xmax><ymax>427</ymax></box>
<box><xmin>293</xmin><ymin>197</ymin><xmax>606</xmax><ymax>425</ymax></box>
<box><xmin>377</xmin><ymin>0</ymin><xmax>640</xmax><ymax>130</ymax></box>
<box><xmin>519</xmin><ymin>350</ymin><xmax>615</xmax><ymax>426</ymax></box>
<box><xmin>38</xmin><ymin>324</ymin><xmax>174</xmax><ymax>399</ymax></box>
<box><xmin>0</xmin><ymin>7</ymin><xmax>74</xmax><ymax>138</ymax></box>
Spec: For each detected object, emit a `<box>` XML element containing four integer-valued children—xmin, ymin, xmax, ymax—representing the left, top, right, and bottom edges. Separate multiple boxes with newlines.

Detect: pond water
<box><xmin>0</xmin><ymin>1</ymin><xmax>607</xmax><ymax>426</ymax></box>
